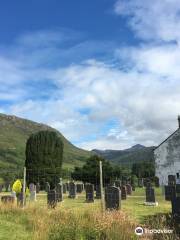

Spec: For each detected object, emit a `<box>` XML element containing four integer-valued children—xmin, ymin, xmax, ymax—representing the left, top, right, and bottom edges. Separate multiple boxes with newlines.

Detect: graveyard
<box><xmin>0</xmin><ymin>185</ymin><xmax>177</xmax><ymax>240</ymax></box>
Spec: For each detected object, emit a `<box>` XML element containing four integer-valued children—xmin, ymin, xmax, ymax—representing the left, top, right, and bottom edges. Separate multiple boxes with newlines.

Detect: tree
<box><xmin>25</xmin><ymin>131</ymin><xmax>63</xmax><ymax>188</ymax></box>
<box><xmin>71</xmin><ymin>155</ymin><xmax>113</xmax><ymax>186</ymax></box>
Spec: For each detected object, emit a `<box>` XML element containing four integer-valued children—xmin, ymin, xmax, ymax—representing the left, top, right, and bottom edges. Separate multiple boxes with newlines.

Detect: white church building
<box><xmin>154</xmin><ymin>116</ymin><xmax>180</xmax><ymax>186</ymax></box>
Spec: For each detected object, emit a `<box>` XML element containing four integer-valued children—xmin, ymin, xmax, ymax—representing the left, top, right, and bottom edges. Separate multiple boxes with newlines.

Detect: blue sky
<box><xmin>1</xmin><ymin>0</ymin><xmax>180</xmax><ymax>150</ymax></box>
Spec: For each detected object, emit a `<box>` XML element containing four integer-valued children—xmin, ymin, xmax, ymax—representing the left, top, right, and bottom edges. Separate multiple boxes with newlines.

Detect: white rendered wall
<box><xmin>154</xmin><ymin>129</ymin><xmax>180</xmax><ymax>186</ymax></box>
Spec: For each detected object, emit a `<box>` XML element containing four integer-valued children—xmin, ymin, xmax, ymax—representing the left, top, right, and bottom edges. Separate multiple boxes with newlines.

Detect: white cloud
<box><xmin>115</xmin><ymin>0</ymin><xmax>180</xmax><ymax>42</ymax></box>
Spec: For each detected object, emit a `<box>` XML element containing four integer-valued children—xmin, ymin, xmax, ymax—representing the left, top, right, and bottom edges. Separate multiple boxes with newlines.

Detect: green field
<box><xmin>0</xmin><ymin>187</ymin><xmax>173</xmax><ymax>240</ymax></box>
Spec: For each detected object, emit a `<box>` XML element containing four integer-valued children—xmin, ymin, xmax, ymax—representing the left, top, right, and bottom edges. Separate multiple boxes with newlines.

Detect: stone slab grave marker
<box><xmin>47</xmin><ymin>190</ymin><xmax>57</xmax><ymax>208</ymax></box>
<box><xmin>164</xmin><ymin>185</ymin><xmax>176</xmax><ymax>201</ymax></box>
<box><xmin>29</xmin><ymin>183</ymin><xmax>37</xmax><ymax>201</ymax></box>
<box><xmin>77</xmin><ymin>183</ymin><xmax>84</xmax><ymax>193</ymax></box>
<box><xmin>126</xmin><ymin>184</ymin><xmax>132</xmax><ymax>195</ymax></box>
<box><xmin>168</xmin><ymin>175</ymin><xmax>176</xmax><ymax>186</ymax></box>
<box><xmin>45</xmin><ymin>182</ymin><xmax>50</xmax><ymax>192</ymax></box>
<box><xmin>121</xmin><ymin>185</ymin><xmax>127</xmax><ymax>200</ymax></box>
<box><xmin>154</xmin><ymin>177</ymin><xmax>160</xmax><ymax>187</ymax></box>
<box><xmin>145</xmin><ymin>187</ymin><xmax>158</xmax><ymax>206</ymax></box>
<box><xmin>1</xmin><ymin>195</ymin><xmax>15</xmax><ymax>204</ymax></box>
<box><xmin>66</xmin><ymin>182</ymin><xmax>69</xmax><ymax>191</ymax></box>
<box><xmin>105</xmin><ymin>186</ymin><xmax>121</xmax><ymax>210</ymax></box>
<box><xmin>63</xmin><ymin>184</ymin><xmax>67</xmax><ymax>194</ymax></box>
<box><xmin>95</xmin><ymin>185</ymin><xmax>101</xmax><ymax>199</ymax></box>
<box><xmin>171</xmin><ymin>184</ymin><xmax>180</xmax><ymax>223</ymax></box>
<box><xmin>68</xmin><ymin>181</ymin><xmax>77</xmax><ymax>199</ymax></box>
<box><xmin>114</xmin><ymin>180</ymin><xmax>121</xmax><ymax>189</ymax></box>
<box><xmin>0</xmin><ymin>184</ymin><xmax>3</xmax><ymax>193</ymax></box>
<box><xmin>56</xmin><ymin>183</ymin><xmax>63</xmax><ymax>202</ymax></box>
<box><xmin>85</xmin><ymin>184</ymin><xmax>94</xmax><ymax>202</ymax></box>
<box><xmin>36</xmin><ymin>183</ymin><xmax>40</xmax><ymax>193</ymax></box>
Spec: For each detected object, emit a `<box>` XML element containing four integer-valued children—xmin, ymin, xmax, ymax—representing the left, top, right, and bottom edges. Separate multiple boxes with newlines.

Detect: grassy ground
<box><xmin>0</xmin><ymin>187</ymin><xmax>172</xmax><ymax>240</ymax></box>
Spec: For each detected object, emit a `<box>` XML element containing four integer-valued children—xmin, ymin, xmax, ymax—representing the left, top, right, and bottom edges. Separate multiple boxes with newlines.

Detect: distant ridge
<box><xmin>0</xmin><ymin>113</ymin><xmax>91</xmax><ymax>170</ymax></box>
<box><xmin>92</xmin><ymin>144</ymin><xmax>155</xmax><ymax>166</ymax></box>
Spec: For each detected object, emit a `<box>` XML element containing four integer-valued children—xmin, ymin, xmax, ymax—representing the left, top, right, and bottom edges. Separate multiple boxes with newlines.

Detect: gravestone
<box><xmin>154</xmin><ymin>177</ymin><xmax>160</xmax><ymax>187</ymax></box>
<box><xmin>164</xmin><ymin>185</ymin><xmax>176</xmax><ymax>201</ymax></box>
<box><xmin>95</xmin><ymin>185</ymin><xmax>101</xmax><ymax>199</ymax></box>
<box><xmin>138</xmin><ymin>178</ymin><xmax>143</xmax><ymax>188</ymax></box>
<box><xmin>121</xmin><ymin>185</ymin><xmax>127</xmax><ymax>200</ymax></box>
<box><xmin>0</xmin><ymin>185</ymin><xmax>3</xmax><ymax>193</ymax></box>
<box><xmin>17</xmin><ymin>191</ymin><xmax>24</xmax><ymax>207</ymax></box>
<box><xmin>85</xmin><ymin>184</ymin><xmax>94</xmax><ymax>202</ymax></box>
<box><xmin>168</xmin><ymin>175</ymin><xmax>176</xmax><ymax>186</ymax></box>
<box><xmin>126</xmin><ymin>184</ymin><xmax>132</xmax><ymax>195</ymax></box>
<box><xmin>63</xmin><ymin>184</ymin><xmax>67</xmax><ymax>194</ymax></box>
<box><xmin>146</xmin><ymin>187</ymin><xmax>155</xmax><ymax>203</ymax></box>
<box><xmin>176</xmin><ymin>184</ymin><xmax>180</xmax><ymax>197</ymax></box>
<box><xmin>114</xmin><ymin>180</ymin><xmax>121</xmax><ymax>189</ymax></box>
<box><xmin>56</xmin><ymin>183</ymin><xmax>63</xmax><ymax>202</ymax></box>
<box><xmin>145</xmin><ymin>179</ymin><xmax>152</xmax><ymax>188</ymax></box>
<box><xmin>66</xmin><ymin>182</ymin><xmax>69</xmax><ymax>191</ymax></box>
<box><xmin>77</xmin><ymin>184</ymin><xmax>83</xmax><ymax>193</ymax></box>
<box><xmin>29</xmin><ymin>183</ymin><xmax>37</xmax><ymax>201</ymax></box>
<box><xmin>4</xmin><ymin>182</ymin><xmax>10</xmax><ymax>192</ymax></box>
<box><xmin>105</xmin><ymin>186</ymin><xmax>121</xmax><ymax>210</ymax></box>
<box><xmin>36</xmin><ymin>183</ymin><xmax>40</xmax><ymax>193</ymax></box>
<box><xmin>132</xmin><ymin>185</ymin><xmax>135</xmax><ymax>191</ymax></box>
<box><xmin>1</xmin><ymin>195</ymin><xmax>15</xmax><ymax>204</ymax></box>
<box><xmin>47</xmin><ymin>190</ymin><xmax>57</xmax><ymax>208</ymax></box>
<box><xmin>45</xmin><ymin>182</ymin><xmax>50</xmax><ymax>192</ymax></box>
<box><xmin>68</xmin><ymin>182</ymin><xmax>77</xmax><ymax>198</ymax></box>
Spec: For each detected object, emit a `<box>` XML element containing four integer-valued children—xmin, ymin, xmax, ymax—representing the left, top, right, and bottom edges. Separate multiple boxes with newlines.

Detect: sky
<box><xmin>0</xmin><ymin>0</ymin><xmax>180</xmax><ymax>150</ymax></box>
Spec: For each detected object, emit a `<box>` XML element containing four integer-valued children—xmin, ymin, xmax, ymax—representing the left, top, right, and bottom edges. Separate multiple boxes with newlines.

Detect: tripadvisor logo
<box><xmin>135</xmin><ymin>227</ymin><xmax>144</xmax><ymax>236</ymax></box>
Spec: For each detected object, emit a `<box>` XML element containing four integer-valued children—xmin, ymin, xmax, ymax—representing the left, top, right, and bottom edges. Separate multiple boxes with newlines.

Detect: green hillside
<box><xmin>0</xmin><ymin>113</ymin><xmax>91</xmax><ymax>170</ymax></box>
<box><xmin>93</xmin><ymin>144</ymin><xmax>155</xmax><ymax>166</ymax></box>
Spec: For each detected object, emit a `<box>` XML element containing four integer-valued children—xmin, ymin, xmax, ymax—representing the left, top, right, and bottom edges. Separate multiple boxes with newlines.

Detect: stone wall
<box><xmin>154</xmin><ymin>128</ymin><xmax>180</xmax><ymax>186</ymax></box>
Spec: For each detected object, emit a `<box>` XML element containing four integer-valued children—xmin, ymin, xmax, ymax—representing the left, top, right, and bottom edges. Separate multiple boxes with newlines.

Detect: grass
<box><xmin>0</xmin><ymin>187</ymin><xmax>174</xmax><ymax>240</ymax></box>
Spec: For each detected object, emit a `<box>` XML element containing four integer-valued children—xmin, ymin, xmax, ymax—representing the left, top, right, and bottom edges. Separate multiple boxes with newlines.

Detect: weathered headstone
<box><xmin>17</xmin><ymin>191</ymin><xmax>24</xmax><ymax>207</ymax></box>
<box><xmin>56</xmin><ymin>183</ymin><xmax>63</xmax><ymax>202</ymax></box>
<box><xmin>114</xmin><ymin>180</ymin><xmax>121</xmax><ymax>189</ymax></box>
<box><xmin>121</xmin><ymin>185</ymin><xmax>127</xmax><ymax>200</ymax></box>
<box><xmin>77</xmin><ymin>184</ymin><xmax>83</xmax><ymax>193</ymax></box>
<box><xmin>154</xmin><ymin>177</ymin><xmax>160</xmax><ymax>187</ymax></box>
<box><xmin>29</xmin><ymin>183</ymin><xmax>37</xmax><ymax>201</ymax></box>
<box><xmin>105</xmin><ymin>186</ymin><xmax>121</xmax><ymax>210</ymax></box>
<box><xmin>47</xmin><ymin>190</ymin><xmax>57</xmax><ymax>208</ymax></box>
<box><xmin>126</xmin><ymin>184</ymin><xmax>132</xmax><ymax>195</ymax></box>
<box><xmin>168</xmin><ymin>175</ymin><xmax>176</xmax><ymax>186</ymax></box>
<box><xmin>66</xmin><ymin>182</ymin><xmax>69</xmax><ymax>191</ymax></box>
<box><xmin>1</xmin><ymin>195</ymin><xmax>15</xmax><ymax>204</ymax></box>
<box><xmin>68</xmin><ymin>182</ymin><xmax>77</xmax><ymax>199</ymax></box>
<box><xmin>164</xmin><ymin>185</ymin><xmax>176</xmax><ymax>201</ymax></box>
<box><xmin>85</xmin><ymin>184</ymin><xmax>94</xmax><ymax>202</ymax></box>
<box><xmin>95</xmin><ymin>185</ymin><xmax>101</xmax><ymax>199</ymax></box>
<box><xmin>36</xmin><ymin>183</ymin><xmax>40</xmax><ymax>193</ymax></box>
<box><xmin>146</xmin><ymin>187</ymin><xmax>155</xmax><ymax>203</ymax></box>
<box><xmin>171</xmin><ymin>197</ymin><xmax>180</xmax><ymax>223</ymax></box>
<box><xmin>0</xmin><ymin>185</ymin><xmax>3</xmax><ymax>193</ymax></box>
<box><xmin>63</xmin><ymin>184</ymin><xmax>67</xmax><ymax>194</ymax></box>
<box><xmin>45</xmin><ymin>182</ymin><xmax>50</xmax><ymax>192</ymax></box>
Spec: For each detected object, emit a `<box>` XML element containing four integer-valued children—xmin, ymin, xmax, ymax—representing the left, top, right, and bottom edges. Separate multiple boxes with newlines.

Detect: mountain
<box><xmin>92</xmin><ymin>144</ymin><xmax>155</xmax><ymax>166</ymax></box>
<box><xmin>0</xmin><ymin>113</ymin><xmax>91</xmax><ymax>170</ymax></box>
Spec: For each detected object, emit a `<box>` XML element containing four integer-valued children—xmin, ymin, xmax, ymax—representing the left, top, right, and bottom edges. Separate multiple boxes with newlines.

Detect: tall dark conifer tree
<box><xmin>25</xmin><ymin>131</ymin><xmax>63</xmax><ymax>188</ymax></box>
